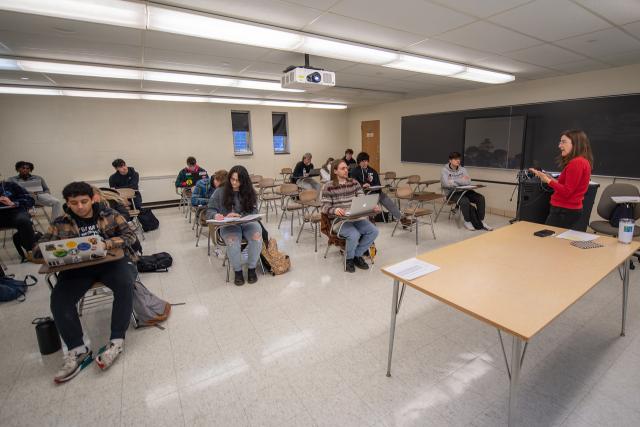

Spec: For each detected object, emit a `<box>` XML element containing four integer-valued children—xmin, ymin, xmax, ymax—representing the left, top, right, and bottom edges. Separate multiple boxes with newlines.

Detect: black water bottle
<box><xmin>32</xmin><ymin>317</ymin><xmax>62</xmax><ymax>355</ymax></box>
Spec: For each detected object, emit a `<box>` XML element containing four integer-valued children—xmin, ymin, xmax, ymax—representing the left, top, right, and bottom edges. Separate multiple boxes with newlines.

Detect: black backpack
<box><xmin>0</xmin><ymin>274</ymin><xmax>37</xmax><ymax>302</ymax></box>
<box><xmin>137</xmin><ymin>208</ymin><xmax>159</xmax><ymax>231</ymax></box>
<box><xmin>468</xmin><ymin>205</ymin><xmax>484</xmax><ymax>230</ymax></box>
<box><xmin>137</xmin><ymin>252</ymin><xmax>173</xmax><ymax>273</ymax></box>
<box><xmin>609</xmin><ymin>203</ymin><xmax>633</xmax><ymax>228</ymax></box>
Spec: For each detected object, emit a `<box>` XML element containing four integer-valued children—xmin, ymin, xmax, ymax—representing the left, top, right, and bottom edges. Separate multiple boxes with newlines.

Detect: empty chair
<box><xmin>278</xmin><ymin>183</ymin><xmax>303</xmax><ymax>235</ymax></box>
<box><xmin>391</xmin><ymin>185</ymin><xmax>436</xmax><ymax>244</ymax></box>
<box><xmin>590</xmin><ymin>183</ymin><xmax>640</xmax><ymax>237</ymax></box>
<box><xmin>115</xmin><ymin>188</ymin><xmax>145</xmax><ymax>240</ymax></box>
<box><xmin>257</xmin><ymin>178</ymin><xmax>281</xmax><ymax>222</ymax></box>
<box><xmin>280</xmin><ymin>167</ymin><xmax>292</xmax><ymax>183</ymax></box>
<box><xmin>296</xmin><ymin>189</ymin><xmax>322</xmax><ymax>252</ymax></box>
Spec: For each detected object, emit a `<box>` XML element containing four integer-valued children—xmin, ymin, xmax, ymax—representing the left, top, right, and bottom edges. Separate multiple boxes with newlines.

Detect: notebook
<box><xmin>39</xmin><ymin>236</ymin><xmax>107</xmax><ymax>267</ymax></box>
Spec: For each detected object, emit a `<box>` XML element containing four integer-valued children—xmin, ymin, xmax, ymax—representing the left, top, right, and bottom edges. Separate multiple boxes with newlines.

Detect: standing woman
<box><xmin>207</xmin><ymin>166</ymin><xmax>262</xmax><ymax>286</ymax></box>
<box><xmin>529</xmin><ymin>129</ymin><xmax>593</xmax><ymax>229</ymax></box>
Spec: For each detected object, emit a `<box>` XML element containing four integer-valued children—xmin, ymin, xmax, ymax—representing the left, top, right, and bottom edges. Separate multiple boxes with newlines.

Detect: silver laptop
<box><xmin>345</xmin><ymin>194</ymin><xmax>379</xmax><ymax>216</ymax></box>
<box><xmin>39</xmin><ymin>236</ymin><xmax>107</xmax><ymax>267</ymax></box>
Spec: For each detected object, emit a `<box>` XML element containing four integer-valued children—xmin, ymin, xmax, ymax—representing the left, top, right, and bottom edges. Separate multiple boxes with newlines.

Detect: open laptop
<box><xmin>345</xmin><ymin>194</ymin><xmax>379</xmax><ymax>217</ymax></box>
<box><xmin>307</xmin><ymin>168</ymin><xmax>321</xmax><ymax>177</ymax></box>
<box><xmin>38</xmin><ymin>236</ymin><xmax>107</xmax><ymax>267</ymax></box>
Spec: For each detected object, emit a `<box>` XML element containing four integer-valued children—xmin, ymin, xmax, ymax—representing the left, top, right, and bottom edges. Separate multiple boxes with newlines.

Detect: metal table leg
<box><xmin>621</xmin><ymin>257</ymin><xmax>630</xmax><ymax>337</ymax></box>
<box><xmin>508</xmin><ymin>336</ymin><xmax>523</xmax><ymax>427</ymax></box>
<box><xmin>386</xmin><ymin>279</ymin><xmax>406</xmax><ymax>377</ymax></box>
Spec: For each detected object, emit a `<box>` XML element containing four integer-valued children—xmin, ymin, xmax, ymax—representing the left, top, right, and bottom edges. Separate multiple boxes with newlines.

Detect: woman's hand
<box><xmin>528</xmin><ymin>168</ymin><xmax>552</xmax><ymax>184</ymax></box>
<box><xmin>214</xmin><ymin>214</ymin><xmax>224</xmax><ymax>221</ymax></box>
<box><xmin>226</xmin><ymin>213</ymin><xmax>241</xmax><ymax>218</ymax></box>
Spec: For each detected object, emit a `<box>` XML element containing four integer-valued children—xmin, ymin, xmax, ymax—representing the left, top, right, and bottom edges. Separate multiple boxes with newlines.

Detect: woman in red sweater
<box><xmin>529</xmin><ymin>129</ymin><xmax>593</xmax><ymax>229</ymax></box>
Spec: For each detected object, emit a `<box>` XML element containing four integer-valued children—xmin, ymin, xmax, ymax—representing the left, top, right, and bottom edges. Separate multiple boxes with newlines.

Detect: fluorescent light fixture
<box><xmin>384</xmin><ymin>54</ymin><xmax>465</xmax><ymax>76</ymax></box>
<box><xmin>62</xmin><ymin>90</ymin><xmax>141</xmax><ymax>99</ymax></box>
<box><xmin>143</xmin><ymin>70</ymin><xmax>302</xmax><ymax>93</ymax></box>
<box><xmin>261</xmin><ymin>100</ymin><xmax>307</xmax><ymax>107</ymax></box>
<box><xmin>0</xmin><ymin>0</ymin><xmax>146</xmax><ymax>28</ymax></box>
<box><xmin>18</xmin><ymin>60</ymin><xmax>142</xmax><ymax>80</ymax></box>
<box><xmin>305</xmin><ymin>103</ymin><xmax>347</xmax><ymax>110</ymax></box>
<box><xmin>147</xmin><ymin>6</ymin><xmax>303</xmax><ymax>50</ymax></box>
<box><xmin>297</xmin><ymin>37</ymin><xmax>397</xmax><ymax>65</ymax></box>
<box><xmin>0</xmin><ymin>86</ymin><xmax>61</xmax><ymax>95</ymax></box>
<box><xmin>209</xmin><ymin>98</ymin><xmax>262</xmax><ymax>105</ymax></box>
<box><xmin>141</xmin><ymin>94</ymin><xmax>210</xmax><ymax>103</ymax></box>
<box><xmin>0</xmin><ymin>58</ymin><xmax>18</xmax><ymax>70</ymax></box>
<box><xmin>453</xmin><ymin>67</ymin><xmax>515</xmax><ymax>84</ymax></box>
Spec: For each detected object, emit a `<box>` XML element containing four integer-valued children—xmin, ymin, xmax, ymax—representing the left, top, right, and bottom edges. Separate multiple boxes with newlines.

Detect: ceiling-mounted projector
<box><xmin>281</xmin><ymin>66</ymin><xmax>335</xmax><ymax>91</ymax></box>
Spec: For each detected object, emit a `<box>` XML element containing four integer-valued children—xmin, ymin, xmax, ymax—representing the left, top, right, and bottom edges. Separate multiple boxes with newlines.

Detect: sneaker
<box><xmin>481</xmin><ymin>221</ymin><xmax>494</xmax><ymax>231</ymax></box>
<box><xmin>234</xmin><ymin>270</ymin><xmax>245</xmax><ymax>286</ymax></box>
<box><xmin>247</xmin><ymin>268</ymin><xmax>258</xmax><ymax>284</ymax></box>
<box><xmin>463</xmin><ymin>221</ymin><xmax>475</xmax><ymax>231</ymax></box>
<box><xmin>345</xmin><ymin>259</ymin><xmax>356</xmax><ymax>273</ymax></box>
<box><xmin>95</xmin><ymin>341</ymin><xmax>124</xmax><ymax>370</ymax></box>
<box><xmin>54</xmin><ymin>348</ymin><xmax>93</xmax><ymax>384</ymax></box>
<box><xmin>353</xmin><ymin>256</ymin><xmax>370</xmax><ymax>270</ymax></box>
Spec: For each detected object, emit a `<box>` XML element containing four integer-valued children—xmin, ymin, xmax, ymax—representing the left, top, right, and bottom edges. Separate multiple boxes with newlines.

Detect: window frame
<box><xmin>271</xmin><ymin>111</ymin><xmax>290</xmax><ymax>155</ymax></box>
<box><xmin>231</xmin><ymin>110</ymin><xmax>253</xmax><ymax>156</ymax></box>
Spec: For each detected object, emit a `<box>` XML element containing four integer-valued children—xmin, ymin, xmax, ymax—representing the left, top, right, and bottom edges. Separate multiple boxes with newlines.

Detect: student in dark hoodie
<box><xmin>175</xmin><ymin>156</ymin><xmax>208</xmax><ymax>188</ymax></box>
<box><xmin>0</xmin><ymin>179</ymin><xmax>36</xmax><ymax>252</ymax></box>
<box><xmin>109</xmin><ymin>158</ymin><xmax>142</xmax><ymax>207</ymax></box>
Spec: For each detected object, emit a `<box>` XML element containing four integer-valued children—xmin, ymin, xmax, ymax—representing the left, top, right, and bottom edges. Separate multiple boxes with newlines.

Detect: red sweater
<box><xmin>549</xmin><ymin>156</ymin><xmax>591</xmax><ymax>210</ymax></box>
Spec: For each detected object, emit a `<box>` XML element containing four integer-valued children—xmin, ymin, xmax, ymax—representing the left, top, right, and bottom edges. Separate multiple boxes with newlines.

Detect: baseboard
<box><xmin>141</xmin><ymin>199</ymin><xmax>180</xmax><ymax>209</ymax></box>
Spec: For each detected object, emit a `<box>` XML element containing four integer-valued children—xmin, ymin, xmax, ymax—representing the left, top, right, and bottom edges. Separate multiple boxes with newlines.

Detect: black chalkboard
<box><xmin>401</xmin><ymin>93</ymin><xmax>640</xmax><ymax>177</ymax></box>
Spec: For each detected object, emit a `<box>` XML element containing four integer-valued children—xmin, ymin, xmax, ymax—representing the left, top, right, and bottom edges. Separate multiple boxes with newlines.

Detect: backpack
<box><xmin>468</xmin><ymin>205</ymin><xmax>484</xmax><ymax>230</ymax></box>
<box><xmin>137</xmin><ymin>208</ymin><xmax>159</xmax><ymax>232</ymax></box>
<box><xmin>132</xmin><ymin>281</ymin><xmax>171</xmax><ymax>328</ymax></box>
<box><xmin>0</xmin><ymin>274</ymin><xmax>37</xmax><ymax>302</ymax></box>
<box><xmin>137</xmin><ymin>252</ymin><xmax>173</xmax><ymax>273</ymax></box>
<box><xmin>260</xmin><ymin>238</ymin><xmax>290</xmax><ymax>275</ymax></box>
<box><xmin>609</xmin><ymin>203</ymin><xmax>634</xmax><ymax>228</ymax></box>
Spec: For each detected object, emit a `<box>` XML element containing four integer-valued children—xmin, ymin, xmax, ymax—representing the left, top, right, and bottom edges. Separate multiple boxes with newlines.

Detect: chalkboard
<box><xmin>401</xmin><ymin>93</ymin><xmax>640</xmax><ymax>177</ymax></box>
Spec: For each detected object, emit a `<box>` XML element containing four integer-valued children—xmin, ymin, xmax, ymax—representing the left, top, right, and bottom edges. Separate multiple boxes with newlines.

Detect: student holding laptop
<box><xmin>33</xmin><ymin>182</ymin><xmax>138</xmax><ymax>383</ymax></box>
<box><xmin>321</xmin><ymin>159</ymin><xmax>380</xmax><ymax>273</ymax></box>
<box><xmin>9</xmin><ymin>160</ymin><xmax>63</xmax><ymax>220</ymax></box>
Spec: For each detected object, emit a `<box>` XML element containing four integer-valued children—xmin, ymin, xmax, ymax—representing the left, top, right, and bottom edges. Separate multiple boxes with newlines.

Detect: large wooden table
<box><xmin>382</xmin><ymin>221</ymin><xmax>640</xmax><ymax>426</ymax></box>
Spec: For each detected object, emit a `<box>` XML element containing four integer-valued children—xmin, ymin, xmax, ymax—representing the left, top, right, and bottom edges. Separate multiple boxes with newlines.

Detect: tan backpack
<box><xmin>260</xmin><ymin>238</ymin><xmax>290</xmax><ymax>275</ymax></box>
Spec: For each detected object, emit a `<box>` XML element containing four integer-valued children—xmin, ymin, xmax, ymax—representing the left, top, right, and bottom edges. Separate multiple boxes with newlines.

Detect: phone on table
<box><xmin>533</xmin><ymin>229</ymin><xmax>555</xmax><ymax>237</ymax></box>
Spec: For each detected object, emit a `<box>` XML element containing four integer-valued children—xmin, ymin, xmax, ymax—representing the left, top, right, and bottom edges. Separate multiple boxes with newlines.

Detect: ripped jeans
<box><xmin>219</xmin><ymin>221</ymin><xmax>263</xmax><ymax>271</ymax></box>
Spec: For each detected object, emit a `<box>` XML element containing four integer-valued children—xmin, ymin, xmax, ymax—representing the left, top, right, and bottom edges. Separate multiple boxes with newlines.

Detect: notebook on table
<box><xmin>38</xmin><ymin>236</ymin><xmax>107</xmax><ymax>267</ymax></box>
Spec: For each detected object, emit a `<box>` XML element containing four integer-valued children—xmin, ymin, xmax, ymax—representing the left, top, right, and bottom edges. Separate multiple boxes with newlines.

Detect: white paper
<box><xmin>206</xmin><ymin>213</ymin><xmax>264</xmax><ymax>224</ymax></box>
<box><xmin>555</xmin><ymin>230</ymin><xmax>599</xmax><ymax>242</ymax></box>
<box><xmin>455</xmin><ymin>185</ymin><xmax>476</xmax><ymax>189</ymax></box>
<box><xmin>611</xmin><ymin>196</ymin><xmax>640</xmax><ymax>204</ymax></box>
<box><xmin>385</xmin><ymin>258</ymin><xmax>440</xmax><ymax>280</ymax></box>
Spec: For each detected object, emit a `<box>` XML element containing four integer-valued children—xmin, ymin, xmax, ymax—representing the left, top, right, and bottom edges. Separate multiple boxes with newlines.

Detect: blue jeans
<box><xmin>219</xmin><ymin>221</ymin><xmax>262</xmax><ymax>271</ymax></box>
<box><xmin>338</xmin><ymin>219</ymin><xmax>379</xmax><ymax>260</ymax></box>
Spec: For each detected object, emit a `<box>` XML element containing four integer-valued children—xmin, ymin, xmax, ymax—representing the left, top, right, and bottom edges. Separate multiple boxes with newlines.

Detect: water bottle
<box><xmin>618</xmin><ymin>218</ymin><xmax>635</xmax><ymax>244</ymax></box>
<box><xmin>32</xmin><ymin>317</ymin><xmax>62</xmax><ymax>355</ymax></box>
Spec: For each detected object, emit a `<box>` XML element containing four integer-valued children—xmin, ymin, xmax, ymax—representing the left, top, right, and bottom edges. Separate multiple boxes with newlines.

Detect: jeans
<box><xmin>219</xmin><ymin>221</ymin><xmax>262</xmax><ymax>271</ymax></box>
<box><xmin>378</xmin><ymin>192</ymin><xmax>402</xmax><ymax>219</ymax></box>
<box><xmin>50</xmin><ymin>257</ymin><xmax>136</xmax><ymax>349</ymax></box>
<box><xmin>545</xmin><ymin>206</ymin><xmax>582</xmax><ymax>230</ymax></box>
<box><xmin>338</xmin><ymin>219</ymin><xmax>379</xmax><ymax>260</ymax></box>
<box><xmin>456</xmin><ymin>190</ymin><xmax>485</xmax><ymax>222</ymax></box>
<box><xmin>34</xmin><ymin>192</ymin><xmax>63</xmax><ymax>220</ymax></box>
<box><xmin>0</xmin><ymin>207</ymin><xmax>36</xmax><ymax>250</ymax></box>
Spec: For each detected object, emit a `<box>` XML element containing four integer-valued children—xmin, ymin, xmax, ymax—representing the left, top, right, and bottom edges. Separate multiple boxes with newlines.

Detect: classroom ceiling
<box><xmin>1</xmin><ymin>0</ymin><xmax>640</xmax><ymax>107</ymax></box>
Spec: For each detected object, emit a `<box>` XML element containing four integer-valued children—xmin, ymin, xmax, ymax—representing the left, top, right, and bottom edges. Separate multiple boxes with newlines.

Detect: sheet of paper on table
<box><xmin>385</xmin><ymin>258</ymin><xmax>440</xmax><ymax>280</ymax></box>
<box><xmin>555</xmin><ymin>229</ymin><xmax>599</xmax><ymax>242</ymax></box>
<box><xmin>206</xmin><ymin>213</ymin><xmax>264</xmax><ymax>224</ymax></box>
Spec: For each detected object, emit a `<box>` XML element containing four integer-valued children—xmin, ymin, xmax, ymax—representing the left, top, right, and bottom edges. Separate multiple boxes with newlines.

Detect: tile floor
<box><xmin>1</xmin><ymin>207</ymin><xmax>639</xmax><ymax>427</ymax></box>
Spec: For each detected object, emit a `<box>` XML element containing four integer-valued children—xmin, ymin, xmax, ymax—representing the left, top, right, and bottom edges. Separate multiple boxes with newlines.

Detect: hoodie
<box><xmin>441</xmin><ymin>163</ymin><xmax>471</xmax><ymax>193</ymax></box>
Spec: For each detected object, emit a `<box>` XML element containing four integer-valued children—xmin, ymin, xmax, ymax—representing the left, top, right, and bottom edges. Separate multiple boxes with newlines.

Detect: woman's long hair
<box><xmin>330</xmin><ymin>159</ymin><xmax>347</xmax><ymax>185</ymax></box>
<box><xmin>223</xmin><ymin>165</ymin><xmax>256</xmax><ymax>213</ymax></box>
<box><xmin>322</xmin><ymin>157</ymin><xmax>334</xmax><ymax>171</ymax></box>
<box><xmin>557</xmin><ymin>129</ymin><xmax>593</xmax><ymax>169</ymax></box>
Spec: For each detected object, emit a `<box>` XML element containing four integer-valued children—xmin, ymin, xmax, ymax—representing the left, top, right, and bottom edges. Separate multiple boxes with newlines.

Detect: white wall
<box><xmin>347</xmin><ymin>63</ymin><xmax>640</xmax><ymax>220</ymax></box>
<box><xmin>0</xmin><ymin>96</ymin><xmax>348</xmax><ymax>202</ymax></box>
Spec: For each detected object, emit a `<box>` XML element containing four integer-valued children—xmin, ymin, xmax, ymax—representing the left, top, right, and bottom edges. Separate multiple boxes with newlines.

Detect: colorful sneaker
<box><xmin>95</xmin><ymin>341</ymin><xmax>124</xmax><ymax>370</ymax></box>
<box><xmin>53</xmin><ymin>348</ymin><xmax>93</xmax><ymax>384</ymax></box>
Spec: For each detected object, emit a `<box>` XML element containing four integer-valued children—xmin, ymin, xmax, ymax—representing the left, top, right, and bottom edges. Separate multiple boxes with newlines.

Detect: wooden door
<box><xmin>361</xmin><ymin>120</ymin><xmax>380</xmax><ymax>172</ymax></box>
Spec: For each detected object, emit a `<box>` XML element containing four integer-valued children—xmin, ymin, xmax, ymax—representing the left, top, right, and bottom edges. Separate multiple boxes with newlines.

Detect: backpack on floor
<box><xmin>260</xmin><ymin>238</ymin><xmax>290</xmax><ymax>275</ymax></box>
<box><xmin>137</xmin><ymin>252</ymin><xmax>173</xmax><ymax>273</ymax></box>
<box><xmin>0</xmin><ymin>274</ymin><xmax>37</xmax><ymax>302</ymax></box>
<box><xmin>609</xmin><ymin>203</ymin><xmax>633</xmax><ymax>228</ymax></box>
<box><xmin>468</xmin><ymin>205</ymin><xmax>484</xmax><ymax>230</ymax></box>
<box><xmin>137</xmin><ymin>208</ymin><xmax>159</xmax><ymax>232</ymax></box>
<box><xmin>132</xmin><ymin>281</ymin><xmax>171</xmax><ymax>328</ymax></box>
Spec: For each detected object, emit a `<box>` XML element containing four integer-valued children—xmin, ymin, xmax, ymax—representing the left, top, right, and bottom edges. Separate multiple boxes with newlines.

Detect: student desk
<box><xmin>381</xmin><ymin>221</ymin><xmax>640</xmax><ymax>426</ymax></box>
<box><xmin>38</xmin><ymin>248</ymin><xmax>125</xmax><ymax>290</ymax></box>
<box><xmin>434</xmin><ymin>184</ymin><xmax>486</xmax><ymax>222</ymax></box>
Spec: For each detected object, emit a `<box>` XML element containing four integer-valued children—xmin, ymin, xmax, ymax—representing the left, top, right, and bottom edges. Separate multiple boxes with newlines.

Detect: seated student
<box><xmin>342</xmin><ymin>149</ymin><xmax>356</xmax><ymax>169</ymax></box>
<box><xmin>207</xmin><ymin>166</ymin><xmax>262</xmax><ymax>286</ymax></box>
<box><xmin>33</xmin><ymin>182</ymin><xmax>137</xmax><ymax>383</ymax></box>
<box><xmin>350</xmin><ymin>152</ymin><xmax>410</xmax><ymax>225</ymax></box>
<box><xmin>175</xmin><ymin>156</ymin><xmax>208</xmax><ymax>188</ymax></box>
<box><xmin>10</xmin><ymin>161</ymin><xmax>63</xmax><ymax>219</ymax></box>
<box><xmin>290</xmin><ymin>153</ymin><xmax>313</xmax><ymax>183</ymax></box>
<box><xmin>191</xmin><ymin>175</ymin><xmax>214</xmax><ymax>206</ymax></box>
<box><xmin>441</xmin><ymin>152</ymin><xmax>492</xmax><ymax>231</ymax></box>
<box><xmin>320</xmin><ymin>157</ymin><xmax>334</xmax><ymax>182</ymax></box>
<box><xmin>0</xmin><ymin>179</ymin><xmax>36</xmax><ymax>257</ymax></box>
<box><xmin>95</xmin><ymin>187</ymin><xmax>131</xmax><ymax>220</ymax></box>
<box><xmin>109</xmin><ymin>158</ymin><xmax>142</xmax><ymax>207</ymax></box>
<box><xmin>321</xmin><ymin>159</ymin><xmax>380</xmax><ymax>273</ymax></box>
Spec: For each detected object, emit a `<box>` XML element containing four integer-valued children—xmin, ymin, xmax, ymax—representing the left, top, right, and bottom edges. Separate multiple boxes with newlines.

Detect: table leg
<box><xmin>387</xmin><ymin>279</ymin><xmax>400</xmax><ymax>377</ymax></box>
<box><xmin>508</xmin><ymin>336</ymin><xmax>523</xmax><ymax>427</ymax></box>
<box><xmin>621</xmin><ymin>257</ymin><xmax>630</xmax><ymax>337</ymax></box>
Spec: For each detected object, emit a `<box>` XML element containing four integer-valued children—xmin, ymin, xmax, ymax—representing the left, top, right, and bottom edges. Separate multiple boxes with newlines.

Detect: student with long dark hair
<box><xmin>207</xmin><ymin>166</ymin><xmax>262</xmax><ymax>285</ymax></box>
<box><xmin>529</xmin><ymin>129</ymin><xmax>593</xmax><ymax>229</ymax></box>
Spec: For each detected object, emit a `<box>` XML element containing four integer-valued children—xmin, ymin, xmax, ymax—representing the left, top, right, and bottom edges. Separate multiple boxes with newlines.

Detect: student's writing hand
<box><xmin>214</xmin><ymin>214</ymin><xmax>224</xmax><ymax>221</ymax></box>
<box><xmin>373</xmin><ymin>205</ymin><xmax>381</xmax><ymax>213</ymax></box>
<box><xmin>226</xmin><ymin>213</ymin><xmax>241</xmax><ymax>218</ymax></box>
<box><xmin>335</xmin><ymin>208</ymin><xmax>346</xmax><ymax>217</ymax></box>
<box><xmin>0</xmin><ymin>196</ymin><xmax>15</xmax><ymax>206</ymax></box>
<box><xmin>362</xmin><ymin>183</ymin><xmax>370</xmax><ymax>188</ymax></box>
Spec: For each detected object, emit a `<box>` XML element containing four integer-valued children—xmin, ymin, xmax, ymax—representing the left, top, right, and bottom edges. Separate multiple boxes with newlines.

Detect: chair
<box><xmin>320</xmin><ymin>213</ymin><xmax>375</xmax><ymax>271</ymax></box>
<box><xmin>406</xmin><ymin>175</ymin><xmax>421</xmax><ymax>192</ymax></box>
<box><xmin>278</xmin><ymin>183</ymin><xmax>303</xmax><ymax>235</ymax></box>
<box><xmin>195</xmin><ymin>208</ymin><xmax>209</xmax><ymax>247</ymax></box>
<box><xmin>115</xmin><ymin>188</ymin><xmax>145</xmax><ymax>241</ymax></box>
<box><xmin>391</xmin><ymin>185</ymin><xmax>437</xmax><ymax>245</ymax></box>
<box><xmin>214</xmin><ymin>226</ymin><xmax>265</xmax><ymax>283</ymax></box>
<box><xmin>296</xmin><ymin>189</ymin><xmax>322</xmax><ymax>252</ymax></box>
<box><xmin>435</xmin><ymin>187</ymin><xmax>469</xmax><ymax>223</ymax></box>
<box><xmin>280</xmin><ymin>167</ymin><xmax>292</xmax><ymax>183</ymax></box>
<box><xmin>589</xmin><ymin>183</ymin><xmax>640</xmax><ymax>237</ymax></box>
<box><xmin>175</xmin><ymin>186</ymin><xmax>191</xmax><ymax>213</ymax></box>
<box><xmin>257</xmin><ymin>178</ymin><xmax>281</xmax><ymax>222</ymax></box>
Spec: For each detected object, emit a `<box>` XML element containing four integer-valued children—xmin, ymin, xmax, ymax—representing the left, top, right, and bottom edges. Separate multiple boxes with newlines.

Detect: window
<box><xmin>231</xmin><ymin>111</ymin><xmax>252</xmax><ymax>155</ymax></box>
<box><xmin>272</xmin><ymin>112</ymin><xmax>289</xmax><ymax>154</ymax></box>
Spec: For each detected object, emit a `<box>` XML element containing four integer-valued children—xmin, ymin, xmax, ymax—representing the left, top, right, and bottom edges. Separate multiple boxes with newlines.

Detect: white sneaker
<box><xmin>463</xmin><ymin>221</ymin><xmax>475</xmax><ymax>231</ymax></box>
<box><xmin>53</xmin><ymin>347</ymin><xmax>93</xmax><ymax>384</ymax></box>
<box><xmin>482</xmin><ymin>221</ymin><xmax>493</xmax><ymax>231</ymax></box>
<box><xmin>95</xmin><ymin>341</ymin><xmax>124</xmax><ymax>370</ymax></box>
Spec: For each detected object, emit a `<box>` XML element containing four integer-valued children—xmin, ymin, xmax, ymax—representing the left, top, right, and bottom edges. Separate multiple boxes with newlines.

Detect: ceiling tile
<box><xmin>430</xmin><ymin>0</ymin><xmax>532</xmax><ymax>18</ymax></box>
<box><xmin>303</xmin><ymin>13</ymin><xmax>425</xmax><ymax>50</ymax></box>
<box><xmin>556</xmin><ymin>28</ymin><xmax>640</xmax><ymax>57</ymax></box>
<box><xmin>470</xmin><ymin>54</ymin><xmax>556</xmax><ymax>76</ymax></box>
<box><xmin>141</xmin><ymin>80</ymin><xmax>221</xmax><ymax>95</ymax></box>
<box><xmin>548</xmin><ymin>58</ymin><xmax>610</xmax><ymax>73</ymax></box>
<box><xmin>489</xmin><ymin>0</ymin><xmax>611</xmax><ymax>42</ymax></box>
<box><xmin>406</xmin><ymin>38</ymin><xmax>492</xmax><ymax>63</ymax></box>
<box><xmin>0</xmin><ymin>70</ymin><xmax>52</xmax><ymax>85</ymax></box>
<box><xmin>505</xmin><ymin>43</ymin><xmax>586</xmax><ymax>66</ymax></box>
<box><xmin>574</xmin><ymin>0</ymin><xmax>640</xmax><ymax>25</ymax></box>
<box><xmin>0</xmin><ymin>41</ymin><xmax>11</xmax><ymax>54</ymax></box>
<box><xmin>332</xmin><ymin>72</ymin><xmax>392</xmax><ymax>89</ymax></box>
<box><xmin>328</xmin><ymin>0</ymin><xmax>476</xmax><ymax>37</ymax></box>
<box><xmin>45</xmin><ymin>75</ymin><xmax>142</xmax><ymax>91</ymax></box>
<box><xmin>337</xmin><ymin>63</ymin><xmax>417</xmax><ymax>79</ymax></box>
<box><xmin>622</xmin><ymin>20</ymin><xmax>640</xmax><ymax>38</ymax></box>
<box><xmin>159</xmin><ymin>0</ymin><xmax>324</xmax><ymax>29</ymax></box>
<box><xmin>285</xmin><ymin>0</ymin><xmax>340</xmax><ymax>10</ymax></box>
<box><xmin>436</xmin><ymin>21</ymin><xmax>542</xmax><ymax>54</ymax></box>
<box><xmin>238</xmin><ymin>62</ymin><xmax>287</xmax><ymax>79</ymax></box>
<box><xmin>258</xmin><ymin>50</ymin><xmax>357</xmax><ymax>70</ymax></box>
<box><xmin>599</xmin><ymin>48</ymin><xmax>640</xmax><ymax>66</ymax></box>
<box><xmin>143</xmin><ymin>48</ymin><xmax>253</xmax><ymax>75</ymax></box>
